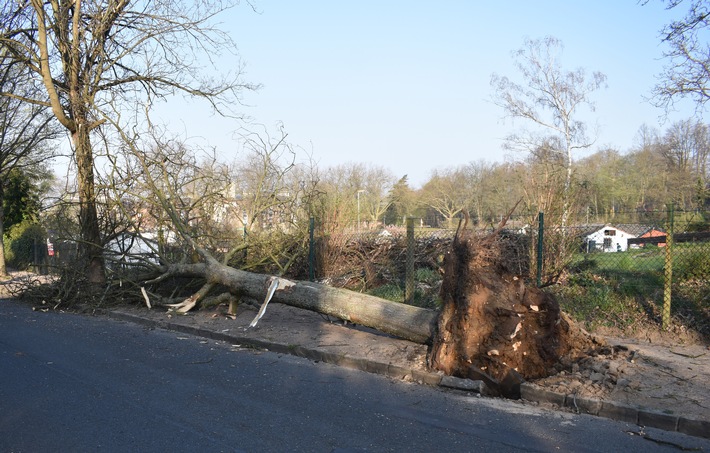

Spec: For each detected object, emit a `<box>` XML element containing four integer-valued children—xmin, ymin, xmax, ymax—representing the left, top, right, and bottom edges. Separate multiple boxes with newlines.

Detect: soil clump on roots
<box><xmin>430</xmin><ymin>222</ymin><xmax>605</xmax><ymax>397</ymax></box>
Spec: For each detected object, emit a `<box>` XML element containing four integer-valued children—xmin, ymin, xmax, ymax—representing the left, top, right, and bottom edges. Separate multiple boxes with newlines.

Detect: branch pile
<box><xmin>315</xmin><ymin>230</ymin><xmax>452</xmax><ymax>290</ymax></box>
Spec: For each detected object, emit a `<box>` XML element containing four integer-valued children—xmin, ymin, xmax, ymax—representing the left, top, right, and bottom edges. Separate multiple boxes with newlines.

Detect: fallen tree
<box><xmin>146</xmin><ymin>252</ymin><xmax>437</xmax><ymax>344</ymax></box>
<box><xmin>99</xmin><ymin>127</ymin><xmax>600</xmax><ymax>393</ymax></box>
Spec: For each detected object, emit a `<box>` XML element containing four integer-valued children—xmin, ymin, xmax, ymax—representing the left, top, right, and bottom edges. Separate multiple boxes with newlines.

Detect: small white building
<box><xmin>584</xmin><ymin>224</ymin><xmax>636</xmax><ymax>252</ymax></box>
<box><xmin>105</xmin><ymin>231</ymin><xmax>165</xmax><ymax>266</ymax></box>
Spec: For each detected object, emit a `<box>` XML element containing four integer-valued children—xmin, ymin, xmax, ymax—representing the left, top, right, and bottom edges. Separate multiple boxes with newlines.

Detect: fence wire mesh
<box><xmin>307</xmin><ymin>210</ymin><xmax>709</xmax><ymax>334</ymax></box>
<box><xmin>308</xmin><ymin>221</ymin><xmax>454</xmax><ymax>309</ymax></box>
<box><xmin>26</xmin><ymin>208</ymin><xmax>709</xmax><ymax>334</ymax></box>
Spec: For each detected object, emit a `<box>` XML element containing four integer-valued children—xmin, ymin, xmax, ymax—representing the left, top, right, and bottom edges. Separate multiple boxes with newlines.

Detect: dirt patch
<box><xmin>532</xmin><ymin>336</ymin><xmax>710</xmax><ymax>421</ymax></box>
<box><xmin>426</xmin><ymin>224</ymin><xmax>710</xmax><ymax>419</ymax></box>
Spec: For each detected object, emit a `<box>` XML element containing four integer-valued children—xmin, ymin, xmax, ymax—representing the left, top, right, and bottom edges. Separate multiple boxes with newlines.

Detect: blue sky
<box><xmin>154</xmin><ymin>1</ymin><xmax>696</xmax><ymax>188</ymax></box>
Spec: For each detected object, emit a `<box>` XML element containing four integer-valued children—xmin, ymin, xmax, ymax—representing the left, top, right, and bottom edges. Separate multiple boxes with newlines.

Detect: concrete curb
<box><xmin>107</xmin><ymin>310</ymin><xmax>709</xmax><ymax>440</ymax></box>
<box><xmin>105</xmin><ymin>310</ymin><xmax>449</xmax><ymax>386</ymax></box>
<box><xmin>521</xmin><ymin>383</ymin><xmax>710</xmax><ymax>439</ymax></box>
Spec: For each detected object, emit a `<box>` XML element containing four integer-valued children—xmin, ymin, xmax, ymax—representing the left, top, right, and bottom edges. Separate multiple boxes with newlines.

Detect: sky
<box><xmin>151</xmin><ymin>1</ymin><xmax>698</xmax><ymax>188</ymax></box>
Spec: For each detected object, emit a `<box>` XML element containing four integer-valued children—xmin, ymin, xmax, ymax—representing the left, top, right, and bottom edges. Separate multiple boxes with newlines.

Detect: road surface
<box><xmin>1</xmin><ymin>299</ymin><xmax>708</xmax><ymax>452</ymax></box>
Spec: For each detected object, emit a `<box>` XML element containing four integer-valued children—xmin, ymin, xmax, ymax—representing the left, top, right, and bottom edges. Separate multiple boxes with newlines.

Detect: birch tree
<box><xmin>491</xmin><ymin>36</ymin><xmax>607</xmax><ymax>227</ymax></box>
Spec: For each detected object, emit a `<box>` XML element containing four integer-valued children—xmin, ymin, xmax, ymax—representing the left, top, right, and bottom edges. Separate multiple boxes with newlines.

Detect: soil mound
<box><xmin>430</xmin><ymin>224</ymin><xmax>605</xmax><ymax>396</ymax></box>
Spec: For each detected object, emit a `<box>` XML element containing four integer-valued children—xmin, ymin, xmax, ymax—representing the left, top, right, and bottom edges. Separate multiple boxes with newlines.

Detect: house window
<box><xmin>604</xmin><ymin>229</ymin><xmax>616</xmax><ymax>236</ymax></box>
<box><xmin>603</xmin><ymin>238</ymin><xmax>612</xmax><ymax>249</ymax></box>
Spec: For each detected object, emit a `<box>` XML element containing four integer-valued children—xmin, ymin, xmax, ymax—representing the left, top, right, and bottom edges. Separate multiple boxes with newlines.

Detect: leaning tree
<box><xmin>0</xmin><ymin>0</ymin><xmax>254</xmax><ymax>285</ymax></box>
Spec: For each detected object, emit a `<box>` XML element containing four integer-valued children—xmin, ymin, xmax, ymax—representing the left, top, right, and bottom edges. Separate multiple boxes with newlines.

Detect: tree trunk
<box><xmin>160</xmin><ymin>260</ymin><xmax>438</xmax><ymax>344</ymax></box>
<box><xmin>0</xmin><ymin>188</ymin><xmax>7</xmax><ymax>277</ymax></box>
<box><xmin>73</xmin><ymin>125</ymin><xmax>106</xmax><ymax>285</ymax></box>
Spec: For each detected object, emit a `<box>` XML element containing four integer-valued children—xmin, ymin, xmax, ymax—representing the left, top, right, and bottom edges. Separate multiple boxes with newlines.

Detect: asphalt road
<box><xmin>1</xmin><ymin>298</ymin><xmax>708</xmax><ymax>452</ymax></box>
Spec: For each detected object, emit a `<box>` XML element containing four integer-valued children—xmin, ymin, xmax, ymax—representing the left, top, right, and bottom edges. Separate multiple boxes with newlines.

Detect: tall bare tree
<box><xmin>0</xmin><ymin>58</ymin><xmax>58</xmax><ymax>277</ymax></box>
<box><xmin>491</xmin><ymin>36</ymin><xmax>607</xmax><ymax>227</ymax></box>
<box><xmin>0</xmin><ymin>0</ymin><xmax>253</xmax><ymax>285</ymax></box>
<box><xmin>230</xmin><ymin>124</ymin><xmax>298</xmax><ymax>234</ymax></box>
<box><xmin>359</xmin><ymin>166</ymin><xmax>397</xmax><ymax>229</ymax></box>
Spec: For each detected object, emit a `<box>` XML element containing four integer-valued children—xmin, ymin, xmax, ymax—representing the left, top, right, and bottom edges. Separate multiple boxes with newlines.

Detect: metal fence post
<box><xmin>663</xmin><ymin>203</ymin><xmax>674</xmax><ymax>330</ymax></box>
<box><xmin>405</xmin><ymin>217</ymin><xmax>415</xmax><ymax>304</ymax></box>
<box><xmin>536</xmin><ymin>211</ymin><xmax>544</xmax><ymax>287</ymax></box>
<box><xmin>308</xmin><ymin>217</ymin><xmax>315</xmax><ymax>282</ymax></box>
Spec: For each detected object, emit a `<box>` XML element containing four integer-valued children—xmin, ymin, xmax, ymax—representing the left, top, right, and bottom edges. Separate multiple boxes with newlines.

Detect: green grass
<box><xmin>558</xmin><ymin>243</ymin><xmax>710</xmax><ymax>338</ymax></box>
<box><xmin>362</xmin><ymin>243</ymin><xmax>709</xmax><ymax>339</ymax></box>
<box><xmin>585</xmin><ymin>247</ymin><xmax>665</xmax><ymax>273</ymax></box>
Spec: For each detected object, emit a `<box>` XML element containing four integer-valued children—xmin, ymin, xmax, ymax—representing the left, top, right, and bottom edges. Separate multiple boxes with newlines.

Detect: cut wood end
<box><xmin>140</xmin><ymin>287</ymin><xmax>152</xmax><ymax>309</ymax></box>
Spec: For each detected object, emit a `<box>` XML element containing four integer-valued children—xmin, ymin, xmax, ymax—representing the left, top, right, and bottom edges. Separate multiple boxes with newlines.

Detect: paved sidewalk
<box><xmin>106</xmin><ymin>302</ymin><xmax>709</xmax><ymax>440</ymax></box>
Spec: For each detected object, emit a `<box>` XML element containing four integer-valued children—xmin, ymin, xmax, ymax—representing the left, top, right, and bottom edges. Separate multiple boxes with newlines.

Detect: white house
<box><xmin>583</xmin><ymin>224</ymin><xmax>637</xmax><ymax>252</ymax></box>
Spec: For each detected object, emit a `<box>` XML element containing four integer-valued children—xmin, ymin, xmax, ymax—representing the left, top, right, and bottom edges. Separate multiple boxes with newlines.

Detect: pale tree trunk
<box><xmin>560</xmin><ymin>136</ymin><xmax>573</xmax><ymax>229</ymax></box>
<box><xmin>153</xmin><ymin>258</ymin><xmax>437</xmax><ymax>344</ymax></box>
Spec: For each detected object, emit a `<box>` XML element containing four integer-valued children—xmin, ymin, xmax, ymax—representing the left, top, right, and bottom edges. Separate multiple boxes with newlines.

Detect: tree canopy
<box><xmin>0</xmin><ymin>0</ymin><xmax>254</xmax><ymax>284</ymax></box>
<box><xmin>651</xmin><ymin>0</ymin><xmax>710</xmax><ymax>112</ymax></box>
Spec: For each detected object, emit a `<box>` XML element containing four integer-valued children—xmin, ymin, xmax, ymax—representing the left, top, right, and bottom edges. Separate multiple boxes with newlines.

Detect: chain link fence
<box><xmin>306</xmin><ymin>209</ymin><xmax>709</xmax><ymax>334</ymax></box>
<box><xmin>553</xmin><ymin>207</ymin><xmax>710</xmax><ymax>333</ymax></box>
<box><xmin>24</xmin><ymin>207</ymin><xmax>708</xmax><ymax>334</ymax></box>
<box><xmin>306</xmin><ymin>220</ymin><xmax>454</xmax><ymax>309</ymax></box>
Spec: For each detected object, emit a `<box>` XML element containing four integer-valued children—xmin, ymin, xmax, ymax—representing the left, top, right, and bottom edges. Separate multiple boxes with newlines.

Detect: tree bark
<box><xmin>73</xmin><ymin>125</ymin><xmax>106</xmax><ymax>285</ymax></box>
<box><xmin>0</xmin><ymin>187</ymin><xmax>7</xmax><ymax>277</ymax></box>
<box><xmin>155</xmin><ymin>260</ymin><xmax>437</xmax><ymax>344</ymax></box>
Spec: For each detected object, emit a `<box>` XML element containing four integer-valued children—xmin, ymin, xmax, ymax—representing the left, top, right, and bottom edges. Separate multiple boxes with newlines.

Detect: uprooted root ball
<box><xmin>430</xmin><ymin>228</ymin><xmax>604</xmax><ymax>396</ymax></box>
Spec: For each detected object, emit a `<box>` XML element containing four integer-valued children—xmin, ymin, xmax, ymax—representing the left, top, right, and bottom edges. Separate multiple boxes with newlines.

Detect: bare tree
<box><xmin>313</xmin><ymin>163</ymin><xmax>395</xmax><ymax>231</ymax></box>
<box><xmin>419</xmin><ymin>167</ymin><xmax>469</xmax><ymax>229</ymax></box>
<box><xmin>0</xmin><ymin>58</ymin><xmax>58</xmax><ymax>277</ymax></box>
<box><xmin>226</xmin><ymin>124</ymin><xmax>315</xmax><ymax>275</ymax></box>
<box><xmin>517</xmin><ymin>138</ymin><xmax>569</xmax><ymax>217</ymax></box>
<box><xmin>661</xmin><ymin>119</ymin><xmax>710</xmax><ymax>207</ymax></box>
<box><xmin>649</xmin><ymin>0</ymin><xmax>710</xmax><ymax>113</ymax></box>
<box><xmin>359</xmin><ymin>166</ymin><xmax>397</xmax><ymax>229</ymax></box>
<box><xmin>491</xmin><ymin>36</ymin><xmax>607</xmax><ymax>227</ymax></box>
<box><xmin>230</xmin><ymin>124</ymin><xmax>298</xmax><ymax>234</ymax></box>
<box><xmin>0</xmin><ymin>0</ymin><xmax>254</xmax><ymax>285</ymax></box>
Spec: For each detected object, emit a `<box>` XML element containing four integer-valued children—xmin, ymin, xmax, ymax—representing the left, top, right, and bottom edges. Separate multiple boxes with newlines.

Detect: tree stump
<box><xmin>429</xmin><ymin>227</ymin><xmax>601</xmax><ymax>397</ymax></box>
